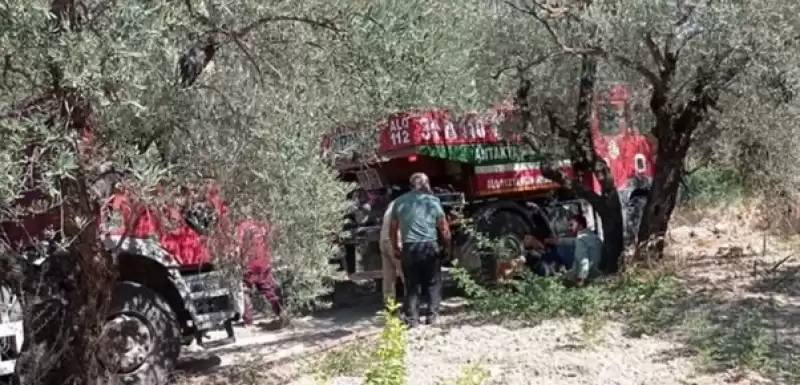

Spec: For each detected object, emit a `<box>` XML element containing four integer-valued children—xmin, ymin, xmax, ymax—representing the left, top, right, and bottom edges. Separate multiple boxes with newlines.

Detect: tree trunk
<box><xmin>573</xmin><ymin>56</ymin><xmax>626</xmax><ymax>273</ymax></box>
<box><xmin>563</xmin><ymin>184</ymin><xmax>624</xmax><ymax>273</ymax></box>
<box><xmin>636</xmin><ymin>119</ymin><xmax>692</xmax><ymax>258</ymax></box>
<box><xmin>62</xmin><ymin>168</ymin><xmax>117</xmax><ymax>385</ymax></box>
<box><xmin>594</xmin><ymin>191</ymin><xmax>624</xmax><ymax>273</ymax></box>
<box><xmin>545</xmin><ymin>56</ymin><xmax>626</xmax><ymax>273</ymax></box>
<box><xmin>9</xmin><ymin>91</ymin><xmax>117</xmax><ymax>385</ymax></box>
<box><xmin>634</xmin><ymin>58</ymin><xmax>722</xmax><ymax>260</ymax></box>
<box><xmin>518</xmin><ymin>54</ymin><xmax>625</xmax><ymax>273</ymax></box>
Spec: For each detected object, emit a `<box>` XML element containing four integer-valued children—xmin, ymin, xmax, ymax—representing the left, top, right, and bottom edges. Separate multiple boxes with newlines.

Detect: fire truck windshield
<box><xmin>599</xmin><ymin>104</ymin><xmax>622</xmax><ymax>135</ymax></box>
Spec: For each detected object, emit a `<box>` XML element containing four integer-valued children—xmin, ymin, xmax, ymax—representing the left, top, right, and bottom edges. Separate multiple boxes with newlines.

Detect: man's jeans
<box><xmin>401</xmin><ymin>241</ymin><xmax>442</xmax><ymax>324</ymax></box>
<box><xmin>532</xmin><ymin>244</ymin><xmax>574</xmax><ymax>277</ymax></box>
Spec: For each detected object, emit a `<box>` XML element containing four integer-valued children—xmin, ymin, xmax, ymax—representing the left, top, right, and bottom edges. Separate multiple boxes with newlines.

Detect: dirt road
<box><xmin>176</xmin><ymin>292</ymin><xmax>469</xmax><ymax>382</ymax></box>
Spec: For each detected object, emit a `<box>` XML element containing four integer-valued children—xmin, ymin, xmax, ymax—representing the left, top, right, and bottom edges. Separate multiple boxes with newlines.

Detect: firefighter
<box><xmin>235</xmin><ymin>219</ymin><xmax>287</xmax><ymax>326</ymax></box>
<box><xmin>389</xmin><ymin>173</ymin><xmax>451</xmax><ymax>326</ymax></box>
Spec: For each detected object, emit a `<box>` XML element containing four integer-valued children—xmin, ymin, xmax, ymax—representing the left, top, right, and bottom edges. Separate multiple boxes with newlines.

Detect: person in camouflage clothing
<box><xmin>235</xmin><ymin>219</ymin><xmax>286</xmax><ymax>326</ymax></box>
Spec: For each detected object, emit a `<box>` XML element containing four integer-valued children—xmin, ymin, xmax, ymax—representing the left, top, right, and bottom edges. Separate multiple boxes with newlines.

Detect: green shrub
<box><xmin>680</xmin><ymin>166</ymin><xmax>744</xmax><ymax>205</ymax></box>
<box><xmin>439</xmin><ymin>364</ymin><xmax>489</xmax><ymax>385</ymax></box>
<box><xmin>312</xmin><ymin>297</ymin><xmax>493</xmax><ymax>385</ymax></box>
<box><xmin>363</xmin><ymin>297</ymin><xmax>408</xmax><ymax>385</ymax></box>
<box><xmin>452</xmin><ymin>267</ymin><xmax>681</xmax><ymax>328</ymax></box>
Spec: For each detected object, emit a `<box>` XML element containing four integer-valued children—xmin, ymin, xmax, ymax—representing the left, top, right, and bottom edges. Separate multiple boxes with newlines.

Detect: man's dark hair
<box><xmin>569</xmin><ymin>214</ymin><xmax>588</xmax><ymax>229</ymax></box>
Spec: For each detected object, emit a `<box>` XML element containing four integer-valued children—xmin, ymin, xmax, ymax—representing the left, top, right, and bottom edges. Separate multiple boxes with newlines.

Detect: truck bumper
<box><xmin>182</xmin><ymin>270</ymin><xmax>244</xmax><ymax>347</ymax></box>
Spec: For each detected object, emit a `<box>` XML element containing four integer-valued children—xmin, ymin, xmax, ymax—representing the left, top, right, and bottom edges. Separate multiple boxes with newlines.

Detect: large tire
<box><xmin>100</xmin><ymin>281</ymin><xmax>181</xmax><ymax>385</ymax></box>
<box><xmin>456</xmin><ymin>210</ymin><xmax>533</xmax><ymax>285</ymax></box>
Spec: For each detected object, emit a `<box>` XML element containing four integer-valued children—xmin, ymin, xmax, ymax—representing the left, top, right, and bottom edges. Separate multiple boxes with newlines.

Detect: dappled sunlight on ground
<box><xmin>657</xmin><ymin>201</ymin><xmax>800</xmax><ymax>384</ymax></box>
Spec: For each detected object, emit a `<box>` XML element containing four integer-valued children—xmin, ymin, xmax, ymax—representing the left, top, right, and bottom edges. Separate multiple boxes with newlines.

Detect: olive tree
<box><xmin>494</xmin><ymin>0</ymin><xmax>800</xmax><ymax>262</ymax></box>
<box><xmin>331</xmin><ymin>0</ymin><xmax>494</xmax><ymax>115</ymax></box>
<box><xmin>320</xmin><ymin>0</ymin><xmax>500</xmax><ymax>167</ymax></box>
<box><xmin>0</xmin><ymin>0</ymin><xmax>354</xmax><ymax>383</ymax></box>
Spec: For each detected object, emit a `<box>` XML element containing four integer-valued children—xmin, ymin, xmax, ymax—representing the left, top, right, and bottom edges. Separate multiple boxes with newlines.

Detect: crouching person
<box><xmin>525</xmin><ymin>214</ymin><xmax>603</xmax><ymax>286</ymax></box>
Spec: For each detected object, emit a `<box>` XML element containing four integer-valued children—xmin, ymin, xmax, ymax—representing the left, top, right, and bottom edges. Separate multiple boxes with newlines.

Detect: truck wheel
<box><xmin>100</xmin><ymin>281</ymin><xmax>181</xmax><ymax>385</ymax></box>
<box><xmin>458</xmin><ymin>210</ymin><xmax>532</xmax><ymax>286</ymax></box>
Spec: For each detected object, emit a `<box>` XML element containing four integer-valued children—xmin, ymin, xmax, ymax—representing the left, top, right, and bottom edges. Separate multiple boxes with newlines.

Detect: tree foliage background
<box><xmin>486</xmin><ymin>0</ymin><xmax>800</xmax><ymax>248</ymax></box>
<box><xmin>3</xmin><ymin>0</ymin><xmax>800</xmax><ymax>382</ymax></box>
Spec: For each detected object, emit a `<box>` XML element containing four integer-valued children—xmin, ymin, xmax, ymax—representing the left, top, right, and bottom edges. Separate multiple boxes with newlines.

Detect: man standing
<box><xmin>526</xmin><ymin>214</ymin><xmax>603</xmax><ymax>286</ymax></box>
<box><xmin>379</xmin><ymin>196</ymin><xmax>404</xmax><ymax>302</ymax></box>
<box><xmin>389</xmin><ymin>173</ymin><xmax>451</xmax><ymax>326</ymax></box>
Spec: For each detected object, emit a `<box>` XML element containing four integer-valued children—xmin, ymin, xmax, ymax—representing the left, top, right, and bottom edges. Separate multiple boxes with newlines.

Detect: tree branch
<box><xmin>231</xmin><ymin>15</ymin><xmax>342</xmax><ymax>39</ymax></box>
<box><xmin>505</xmin><ymin>1</ymin><xmax>595</xmax><ymax>55</ymax></box>
<box><xmin>182</xmin><ymin>0</ymin><xmax>339</xmax><ymax>85</ymax></box>
<box><xmin>507</xmin><ymin>0</ymin><xmax>662</xmax><ymax>86</ymax></box>
<box><xmin>643</xmin><ymin>32</ymin><xmax>664</xmax><ymax>68</ymax></box>
<box><xmin>231</xmin><ymin>36</ymin><xmax>267</xmax><ymax>83</ymax></box>
<box><xmin>609</xmin><ymin>54</ymin><xmax>661</xmax><ymax>87</ymax></box>
<box><xmin>492</xmin><ymin>50</ymin><xmax>559</xmax><ymax>83</ymax></box>
<box><xmin>513</xmin><ymin>65</ymin><xmax>603</xmax><ymax>206</ymax></box>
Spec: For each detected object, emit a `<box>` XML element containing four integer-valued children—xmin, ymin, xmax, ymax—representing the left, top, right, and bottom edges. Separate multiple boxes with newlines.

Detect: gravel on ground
<box><xmin>290</xmin><ymin>317</ymin><xmax>731</xmax><ymax>385</ymax></box>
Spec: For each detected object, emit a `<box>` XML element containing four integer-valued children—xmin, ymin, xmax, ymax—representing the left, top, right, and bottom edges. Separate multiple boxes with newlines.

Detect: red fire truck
<box><xmin>0</xmin><ymin>130</ymin><xmax>244</xmax><ymax>385</ymax></box>
<box><xmin>323</xmin><ymin>84</ymin><xmax>655</xmax><ymax>283</ymax></box>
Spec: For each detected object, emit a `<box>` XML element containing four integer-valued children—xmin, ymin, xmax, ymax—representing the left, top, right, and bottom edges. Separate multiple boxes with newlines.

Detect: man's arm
<box><xmin>524</xmin><ymin>235</ymin><xmax>545</xmax><ymax>250</ymax></box>
<box><xmin>553</xmin><ymin>237</ymin><xmax>577</xmax><ymax>248</ymax></box>
<box><xmin>388</xmin><ymin>202</ymin><xmax>402</xmax><ymax>259</ymax></box>
<box><xmin>433</xmin><ymin>200</ymin><xmax>451</xmax><ymax>257</ymax></box>
<box><xmin>389</xmin><ymin>219</ymin><xmax>401</xmax><ymax>260</ymax></box>
<box><xmin>436</xmin><ymin>216</ymin><xmax>452</xmax><ymax>256</ymax></box>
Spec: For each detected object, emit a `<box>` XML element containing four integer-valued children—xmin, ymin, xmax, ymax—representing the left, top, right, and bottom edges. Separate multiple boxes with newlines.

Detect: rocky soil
<box><xmin>289</xmin><ymin>316</ymin><xmax>730</xmax><ymax>385</ymax></box>
<box><xmin>405</xmin><ymin>321</ymin><xmax>694</xmax><ymax>385</ymax></box>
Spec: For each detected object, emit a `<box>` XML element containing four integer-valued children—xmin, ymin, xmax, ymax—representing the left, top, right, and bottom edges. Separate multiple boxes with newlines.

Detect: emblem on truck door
<box><xmin>607</xmin><ymin>139</ymin><xmax>620</xmax><ymax>159</ymax></box>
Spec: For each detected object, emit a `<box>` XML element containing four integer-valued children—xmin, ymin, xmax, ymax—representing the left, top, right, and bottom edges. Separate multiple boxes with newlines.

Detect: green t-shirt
<box><xmin>390</xmin><ymin>190</ymin><xmax>445</xmax><ymax>243</ymax></box>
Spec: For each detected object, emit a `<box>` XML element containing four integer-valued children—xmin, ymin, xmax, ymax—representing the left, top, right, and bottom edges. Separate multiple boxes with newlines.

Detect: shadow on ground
<box><xmin>173</xmin><ymin>280</ymin><xmax>472</xmax><ymax>384</ymax></box>
<box><xmin>631</xmin><ymin>252</ymin><xmax>800</xmax><ymax>384</ymax></box>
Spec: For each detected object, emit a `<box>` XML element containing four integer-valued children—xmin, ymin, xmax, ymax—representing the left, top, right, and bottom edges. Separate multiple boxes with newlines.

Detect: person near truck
<box><xmin>235</xmin><ymin>219</ymin><xmax>287</xmax><ymax>327</ymax></box>
<box><xmin>380</xmin><ymin>196</ymin><xmax>405</xmax><ymax>302</ymax></box>
<box><xmin>389</xmin><ymin>173</ymin><xmax>452</xmax><ymax>326</ymax></box>
<box><xmin>525</xmin><ymin>214</ymin><xmax>603</xmax><ymax>286</ymax></box>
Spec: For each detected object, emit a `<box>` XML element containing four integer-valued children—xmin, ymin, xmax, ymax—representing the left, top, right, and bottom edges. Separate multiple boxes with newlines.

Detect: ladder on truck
<box><xmin>0</xmin><ymin>286</ymin><xmax>22</xmax><ymax>377</ymax></box>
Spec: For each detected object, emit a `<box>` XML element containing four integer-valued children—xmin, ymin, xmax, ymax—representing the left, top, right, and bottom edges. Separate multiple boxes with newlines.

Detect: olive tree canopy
<box><xmin>490</xmin><ymin>0</ymin><xmax>800</xmax><ymax>261</ymax></box>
